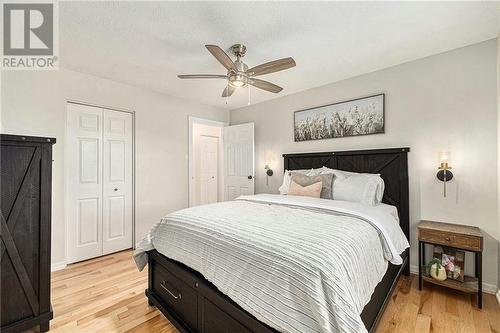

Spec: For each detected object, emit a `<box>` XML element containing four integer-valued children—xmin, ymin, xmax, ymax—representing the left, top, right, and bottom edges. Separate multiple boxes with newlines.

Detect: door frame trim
<box><xmin>188</xmin><ymin>116</ymin><xmax>228</xmax><ymax>207</ymax></box>
<box><xmin>65</xmin><ymin>100</ymin><xmax>136</xmax><ymax>264</ymax></box>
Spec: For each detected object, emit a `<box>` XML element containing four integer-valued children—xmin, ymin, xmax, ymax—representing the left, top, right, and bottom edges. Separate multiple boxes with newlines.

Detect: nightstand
<box><xmin>418</xmin><ymin>220</ymin><xmax>483</xmax><ymax>308</ymax></box>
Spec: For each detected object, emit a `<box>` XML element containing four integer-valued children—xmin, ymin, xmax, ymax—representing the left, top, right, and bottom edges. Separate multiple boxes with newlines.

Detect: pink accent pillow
<box><xmin>288</xmin><ymin>180</ymin><xmax>323</xmax><ymax>198</ymax></box>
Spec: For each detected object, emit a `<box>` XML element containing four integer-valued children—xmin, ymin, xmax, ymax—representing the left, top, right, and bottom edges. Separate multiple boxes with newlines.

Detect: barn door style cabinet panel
<box><xmin>0</xmin><ymin>134</ymin><xmax>55</xmax><ymax>333</ymax></box>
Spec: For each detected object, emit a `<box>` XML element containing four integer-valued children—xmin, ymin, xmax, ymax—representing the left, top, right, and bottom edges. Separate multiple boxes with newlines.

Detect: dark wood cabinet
<box><xmin>0</xmin><ymin>134</ymin><xmax>55</xmax><ymax>332</ymax></box>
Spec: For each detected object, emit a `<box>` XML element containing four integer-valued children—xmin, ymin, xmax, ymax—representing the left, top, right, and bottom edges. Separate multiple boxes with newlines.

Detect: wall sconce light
<box><xmin>264</xmin><ymin>162</ymin><xmax>273</xmax><ymax>186</ymax></box>
<box><xmin>436</xmin><ymin>151</ymin><xmax>453</xmax><ymax>197</ymax></box>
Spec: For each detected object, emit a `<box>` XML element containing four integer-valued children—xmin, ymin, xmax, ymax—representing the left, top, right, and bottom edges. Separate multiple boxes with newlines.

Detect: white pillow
<box><xmin>279</xmin><ymin>168</ymin><xmax>315</xmax><ymax>194</ymax></box>
<box><xmin>319</xmin><ymin>166</ymin><xmax>385</xmax><ymax>205</ymax></box>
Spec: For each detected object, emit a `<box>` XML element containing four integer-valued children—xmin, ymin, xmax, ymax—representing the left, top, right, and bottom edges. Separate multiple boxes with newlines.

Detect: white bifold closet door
<box><xmin>67</xmin><ymin>103</ymin><xmax>133</xmax><ymax>263</ymax></box>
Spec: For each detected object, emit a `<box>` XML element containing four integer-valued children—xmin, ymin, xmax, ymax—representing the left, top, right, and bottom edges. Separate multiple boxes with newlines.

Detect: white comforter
<box><xmin>134</xmin><ymin>194</ymin><xmax>409</xmax><ymax>333</ymax></box>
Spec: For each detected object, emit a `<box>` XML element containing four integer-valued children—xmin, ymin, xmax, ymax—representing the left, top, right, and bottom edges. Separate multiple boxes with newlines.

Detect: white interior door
<box><xmin>67</xmin><ymin>103</ymin><xmax>133</xmax><ymax>263</ymax></box>
<box><xmin>223</xmin><ymin>123</ymin><xmax>254</xmax><ymax>200</ymax></box>
<box><xmin>198</xmin><ymin>135</ymin><xmax>219</xmax><ymax>205</ymax></box>
<box><xmin>102</xmin><ymin>109</ymin><xmax>133</xmax><ymax>255</ymax></box>
<box><xmin>67</xmin><ymin>103</ymin><xmax>103</xmax><ymax>262</ymax></box>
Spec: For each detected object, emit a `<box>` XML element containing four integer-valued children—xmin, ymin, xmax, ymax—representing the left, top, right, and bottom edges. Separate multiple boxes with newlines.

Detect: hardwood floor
<box><xmin>42</xmin><ymin>250</ymin><xmax>177</xmax><ymax>333</ymax></box>
<box><xmin>39</xmin><ymin>250</ymin><xmax>499</xmax><ymax>333</ymax></box>
<box><xmin>375</xmin><ymin>271</ymin><xmax>500</xmax><ymax>333</ymax></box>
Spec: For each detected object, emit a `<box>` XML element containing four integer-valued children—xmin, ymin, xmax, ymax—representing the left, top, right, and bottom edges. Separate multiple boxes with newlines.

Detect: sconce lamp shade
<box><xmin>438</xmin><ymin>151</ymin><xmax>450</xmax><ymax>163</ymax></box>
<box><xmin>438</xmin><ymin>151</ymin><xmax>451</xmax><ymax>169</ymax></box>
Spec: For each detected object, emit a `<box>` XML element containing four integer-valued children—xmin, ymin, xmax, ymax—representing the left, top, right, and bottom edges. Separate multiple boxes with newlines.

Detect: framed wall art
<box><xmin>294</xmin><ymin>94</ymin><xmax>385</xmax><ymax>142</ymax></box>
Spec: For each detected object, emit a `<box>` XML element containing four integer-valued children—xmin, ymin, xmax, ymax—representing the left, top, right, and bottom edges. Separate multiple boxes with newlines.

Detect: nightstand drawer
<box><xmin>419</xmin><ymin>229</ymin><xmax>454</xmax><ymax>244</ymax></box>
<box><xmin>418</xmin><ymin>229</ymin><xmax>481</xmax><ymax>251</ymax></box>
<box><xmin>452</xmin><ymin>234</ymin><xmax>481</xmax><ymax>251</ymax></box>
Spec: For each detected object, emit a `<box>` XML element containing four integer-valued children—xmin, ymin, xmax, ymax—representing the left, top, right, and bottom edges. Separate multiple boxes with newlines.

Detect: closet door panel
<box><xmin>102</xmin><ymin>109</ymin><xmax>133</xmax><ymax>255</ymax></box>
<box><xmin>67</xmin><ymin>103</ymin><xmax>103</xmax><ymax>263</ymax></box>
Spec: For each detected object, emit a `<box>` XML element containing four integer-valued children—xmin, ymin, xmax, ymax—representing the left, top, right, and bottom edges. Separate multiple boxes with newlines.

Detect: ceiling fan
<box><xmin>178</xmin><ymin>44</ymin><xmax>296</xmax><ymax>97</ymax></box>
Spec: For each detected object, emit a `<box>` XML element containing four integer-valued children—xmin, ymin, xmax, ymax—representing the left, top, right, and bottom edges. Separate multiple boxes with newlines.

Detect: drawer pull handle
<box><xmin>445</xmin><ymin>237</ymin><xmax>451</xmax><ymax>241</ymax></box>
<box><xmin>160</xmin><ymin>281</ymin><xmax>182</xmax><ymax>300</ymax></box>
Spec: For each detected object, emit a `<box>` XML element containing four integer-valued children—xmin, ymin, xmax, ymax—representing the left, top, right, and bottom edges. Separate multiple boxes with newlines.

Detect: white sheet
<box><xmin>377</xmin><ymin>203</ymin><xmax>399</xmax><ymax>221</ymax></box>
<box><xmin>134</xmin><ymin>194</ymin><xmax>409</xmax><ymax>333</ymax></box>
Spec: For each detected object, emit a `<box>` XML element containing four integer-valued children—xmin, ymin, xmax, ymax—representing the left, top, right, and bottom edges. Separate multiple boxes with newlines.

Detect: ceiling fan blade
<box><xmin>248</xmin><ymin>78</ymin><xmax>283</xmax><ymax>93</ymax></box>
<box><xmin>205</xmin><ymin>45</ymin><xmax>236</xmax><ymax>71</ymax></box>
<box><xmin>247</xmin><ymin>57</ymin><xmax>296</xmax><ymax>76</ymax></box>
<box><xmin>221</xmin><ymin>85</ymin><xmax>235</xmax><ymax>97</ymax></box>
<box><xmin>177</xmin><ymin>74</ymin><xmax>227</xmax><ymax>79</ymax></box>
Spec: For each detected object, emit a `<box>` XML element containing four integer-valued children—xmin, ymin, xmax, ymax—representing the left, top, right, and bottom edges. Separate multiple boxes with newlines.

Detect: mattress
<box><xmin>134</xmin><ymin>194</ymin><xmax>409</xmax><ymax>333</ymax></box>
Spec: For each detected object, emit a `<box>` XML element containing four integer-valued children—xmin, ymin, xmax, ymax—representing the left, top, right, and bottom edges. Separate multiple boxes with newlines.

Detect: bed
<box><xmin>135</xmin><ymin>147</ymin><xmax>410</xmax><ymax>333</ymax></box>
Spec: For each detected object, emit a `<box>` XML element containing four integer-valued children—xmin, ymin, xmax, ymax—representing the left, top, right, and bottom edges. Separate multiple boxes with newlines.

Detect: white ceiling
<box><xmin>59</xmin><ymin>1</ymin><xmax>499</xmax><ymax>110</ymax></box>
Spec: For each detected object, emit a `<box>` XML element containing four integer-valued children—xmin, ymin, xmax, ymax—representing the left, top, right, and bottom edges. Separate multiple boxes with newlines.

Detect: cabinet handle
<box><xmin>445</xmin><ymin>237</ymin><xmax>451</xmax><ymax>241</ymax></box>
<box><xmin>160</xmin><ymin>280</ymin><xmax>182</xmax><ymax>300</ymax></box>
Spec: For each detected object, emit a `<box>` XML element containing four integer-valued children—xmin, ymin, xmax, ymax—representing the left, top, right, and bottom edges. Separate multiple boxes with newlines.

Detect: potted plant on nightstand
<box><xmin>426</xmin><ymin>258</ymin><xmax>447</xmax><ymax>281</ymax></box>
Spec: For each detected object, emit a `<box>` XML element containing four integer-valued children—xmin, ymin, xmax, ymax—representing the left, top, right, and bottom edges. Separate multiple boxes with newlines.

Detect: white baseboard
<box><xmin>51</xmin><ymin>260</ymin><xmax>67</xmax><ymax>272</ymax></box>
<box><xmin>409</xmin><ymin>265</ymin><xmax>498</xmax><ymax>295</ymax></box>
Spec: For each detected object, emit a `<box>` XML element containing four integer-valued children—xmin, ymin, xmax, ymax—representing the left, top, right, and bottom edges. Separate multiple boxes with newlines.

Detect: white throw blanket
<box><xmin>134</xmin><ymin>194</ymin><xmax>409</xmax><ymax>333</ymax></box>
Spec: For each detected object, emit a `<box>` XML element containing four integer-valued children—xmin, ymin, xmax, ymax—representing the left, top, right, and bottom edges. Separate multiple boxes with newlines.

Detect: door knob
<box><xmin>247</xmin><ymin>175</ymin><xmax>253</xmax><ymax>180</ymax></box>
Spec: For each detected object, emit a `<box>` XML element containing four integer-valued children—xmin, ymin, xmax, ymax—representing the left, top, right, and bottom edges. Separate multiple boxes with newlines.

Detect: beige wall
<box><xmin>231</xmin><ymin>39</ymin><xmax>499</xmax><ymax>288</ymax></box>
<box><xmin>497</xmin><ymin>36</ymin><xmax>500</xmax><ymax>290</ymax></box>
<box><xmin>0</xmin><ymin>68</ymin><xmax>228</xmax><ymax>266</ymax></box>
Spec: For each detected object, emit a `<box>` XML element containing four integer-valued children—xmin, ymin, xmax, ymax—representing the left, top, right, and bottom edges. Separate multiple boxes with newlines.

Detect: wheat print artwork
<box><xmin>294</xmin><ymin>94</ymin><xmax>384</xmax><ymax>141</ymax></box>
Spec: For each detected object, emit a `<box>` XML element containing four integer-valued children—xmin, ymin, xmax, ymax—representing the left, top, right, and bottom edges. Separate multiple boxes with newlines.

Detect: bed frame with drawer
<box><xmin>145</xmin><ymin>147</ymin><xmax>410</xmax><ymax>333</ymax></box>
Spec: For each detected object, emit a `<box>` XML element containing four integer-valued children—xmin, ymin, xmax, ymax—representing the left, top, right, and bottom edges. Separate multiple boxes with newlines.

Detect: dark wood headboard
<box><xmin>283</xmin><ymin>147</ymin><xmax>410</xmax><ymax>242</ymax></box>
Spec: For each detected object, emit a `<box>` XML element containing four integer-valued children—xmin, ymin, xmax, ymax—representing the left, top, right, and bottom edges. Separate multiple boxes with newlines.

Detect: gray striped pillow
<box><xmin>290</xmin><ymin>172</ymin><xmax>334</xmax><ymax>199</ymax></box>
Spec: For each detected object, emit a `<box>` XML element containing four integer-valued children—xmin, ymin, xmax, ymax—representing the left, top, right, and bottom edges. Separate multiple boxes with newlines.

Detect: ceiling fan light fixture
<box><xmin>228</xmin><ymin>74</ymin><xmax>247</xmax><ymax>88</ymax></box>
<box><xmin>229</xmin><ymin>80</ymin><xmax>245</xmax><ymax>88</ymax></box>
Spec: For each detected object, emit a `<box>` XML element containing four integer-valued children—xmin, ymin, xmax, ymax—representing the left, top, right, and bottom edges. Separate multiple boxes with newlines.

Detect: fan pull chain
<box><xmin>225</xmin><ymin>86</ymin><xmax>229</xmax><ymax>105</ymax></box>
<box><xmin>247</xmin><ymin>85</ymin><xmax>251</xmax><ymax>106</ymax></box>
